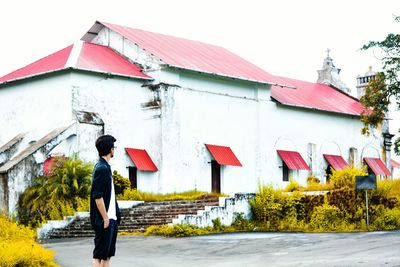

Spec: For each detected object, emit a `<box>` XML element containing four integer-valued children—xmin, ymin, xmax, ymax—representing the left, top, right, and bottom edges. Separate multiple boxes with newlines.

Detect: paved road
<box><xmin>43</xmin><ymin>231</ymin><xmax>400</xmax><ymax>267</ymax></box>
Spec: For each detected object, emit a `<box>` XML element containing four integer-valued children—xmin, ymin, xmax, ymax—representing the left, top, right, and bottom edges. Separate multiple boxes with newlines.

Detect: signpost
<box><xmin>355</xmin><ymin>175</ymin><xmax>377</xmax><ymax>227</ymax></box>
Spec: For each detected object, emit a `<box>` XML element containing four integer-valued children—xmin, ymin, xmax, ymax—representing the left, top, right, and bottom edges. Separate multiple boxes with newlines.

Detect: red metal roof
<box><xmin>0</xmin><ymin>42</ymin><xmax>150</xmax><ymax>84</ymax></box>
<box><xmin>277</xmin><ymin>150</ymin><xmax>310</xmax><ymax>170</ymax></box>
<box><xmin>84</xmin><ymin>21</ymin><xmax>290</xmax><ymax>87</ymax></box>
<box><xmin>391</xmin><ymin>159</ymin><xmax>400</xmax><ymax>169</ymax></box>
<box><xmin>272</xmin><ymin>77</ymin><xmax>365</xmax><ymax>116</ymax></box>
<box><xmin>364</xmin><ymin>157</ymin><xmax>391</xmax><ymax>176</ymax></box>
<box><xmin>205</xmin><ymin>144</ymin><xmax>242</xmax><ymax>166</ymax></box>
<box><xmin>0</xmin><ymin>45</ymin><xmax>73</xmax><ymax>83</ymax></box>
<box><xmin>323</xmin><ymin>154</ymin><xmax>349</xmax><ymax>170</ymax></box>
<box><xmin>125</xmin><ymin>148</ymin><xmax>158</xmax><ymax>172</ymax></box>
<box><xmin>77</xmin><ymin>43</ymin><xmax>149</xmax><ymax>78</ymax></box>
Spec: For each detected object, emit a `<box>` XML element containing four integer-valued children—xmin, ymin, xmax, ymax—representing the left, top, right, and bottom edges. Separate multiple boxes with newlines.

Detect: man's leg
<box><xmin>93</xmin><ymin>226</ymin><xmax>112</xmax><ymax>266</ymax></box>
<box><xmin>92</xmin><ymin>258</ymin><xmax>101</xmax><ymax>267</ymax></box>
<box><xmin>99</xmin><ymin>259</ymin><xmax>110</xmax><ymax>267</ymax></box>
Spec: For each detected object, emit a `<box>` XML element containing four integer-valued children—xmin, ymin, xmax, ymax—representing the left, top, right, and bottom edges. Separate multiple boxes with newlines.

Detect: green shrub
<box><xmin>307</xmin><ymin>175</ymin><xmax>320</xmax><ymax>184</ymax></box>
<box><xmin>76</xmin><ymin>197</ymin><xmax>90</xmax><ymax>212</ymax></box>
<box><xmin>284</xmin><ymin>179</ymin><xmax>301</xmax><ymax>192</ymax></box>
<box><xmin>283</xmin><ymin>191</ymin><xmax>307</xmax><ymax>221</ymax></box>
<box><xmin>0</xmin><ymin>215</ymin><xmax>58</xmax><ymax>267</ymax></box>
<box><xmin>372</xmin><ymin>207</ymin><xmax>400</xmax><ymax>230</ymax></box>
<box><xmin>18</xmin><ymin>155</ymin><xmax>93</xmax><ymax>227</ymax></box>
<box><xmin>326</xmin><ymin>188</ymin><xmax>363</xmax><ymax>222</ymax></box>
<box><xmin>212</xmin><ymin>217</ymin><xmax>223</xmax><ymax>231</ymax></box>
<box><xmin>372</xmin><ymin>179</ymin><xmax>400</xmax><ymax>208</ymax></box>
<box><xmin>250</xmin><ymin>185</ymin><xmax>283</xmax><ymax>225</ymax></box>
<box><xmin>231</xmin><ymin>213</ymin><xmax>254</xmax><ymax>231</ymax></box>
<box><xmin>118</xmin><ymin>188</ymin><xmax>143</xmax><ymax>201</ymax></box>
<box><xmin>112</xmin><ymin>171</ymin><xmax>130</xmax><ymax>195</ymax></box>
<box><xmin>309</xmin><ymin>204</ymin><xmax>343</xmax><ymax>231</ymax></box>
<box><xmin>329</xmin><ymin>166</ymin><xmax>366</xmax><ymax>190</ymax></box>
<box><xmin>305</xmin><ymin>175</ymin><xmax>331</xmax><ymax>191</ymax></box>
<box><xmin>277</xmin><ymin>217</ymin><xmax>306</xmax><ymax>231</ymax></box>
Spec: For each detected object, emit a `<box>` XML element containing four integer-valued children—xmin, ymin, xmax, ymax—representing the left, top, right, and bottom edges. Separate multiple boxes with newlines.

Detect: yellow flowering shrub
<box><xmin>284</xmin><ymin>179</ymin><xmax>302</xmax><ymax>192</ymax></box>
<box><xmin>0</xmin><ymin>215</ymin><xmax>58</xmax><ymax>267</ymax></box>
<box><xmin>329</xmin><ymin>166</ymin><xmax>367</xmax><ymax>190</ymax></box>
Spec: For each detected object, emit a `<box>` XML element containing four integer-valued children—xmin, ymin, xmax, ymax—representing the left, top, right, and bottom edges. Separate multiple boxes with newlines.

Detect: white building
<box><xmin>0</xmin><ymin>21</ymin><xmax>391</xmax><ymax>215</ymax></box>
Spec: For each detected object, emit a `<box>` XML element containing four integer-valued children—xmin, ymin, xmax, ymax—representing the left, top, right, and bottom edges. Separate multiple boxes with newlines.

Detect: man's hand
<box><xmin>95</xmin><ymin>197</ymin><xmax>109</xmax><ymax>229</ymax></box>
<box><xmin>103</xmin><ymin>217</ymin><xmax>110</xmax><ymax>229</ymax></box>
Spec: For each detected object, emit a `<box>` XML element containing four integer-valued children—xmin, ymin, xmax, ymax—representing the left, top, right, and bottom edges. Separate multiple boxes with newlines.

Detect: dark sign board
<box><xmin>356</xmin><ymin>175</ymin><xmax>377</xmax><ymax>190</ymax></box>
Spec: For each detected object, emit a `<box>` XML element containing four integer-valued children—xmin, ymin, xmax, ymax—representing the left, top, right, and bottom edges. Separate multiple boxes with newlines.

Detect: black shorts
<box><xmin>93</xmin><ymin>219</ymin><xmax>118</xmax><ymax>260</ymax></box>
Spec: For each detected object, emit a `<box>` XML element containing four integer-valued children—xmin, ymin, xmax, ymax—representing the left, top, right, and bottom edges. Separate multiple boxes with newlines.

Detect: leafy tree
<box><xmin>360</xmin><ymin>15</ymin><xmax>400</xmax><ymax>151</ymax></box>
<box><xmin>18</xmin><ymin>155</ymin><xmax>93</xmax><ymax>227</ymax></box>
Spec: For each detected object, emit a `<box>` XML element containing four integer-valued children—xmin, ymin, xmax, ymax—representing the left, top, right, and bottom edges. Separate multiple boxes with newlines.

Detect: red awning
<box><xmin>277</xmin><ymin>150</ymin><xmax>310</xmax><ymax>170</ymax></box>
<box><xmin>391</xmin><ymin>159</ymin><xmax>400</xmax><ymax>169</ymax></box>
<box><xmin>323</xmin><ymin>154</ymin><xmax>349</xmax><ymax>170</ymax></box>
<box><xmin>205</xmin><ymin>144</ymin><xmax>242</xmax><ymax>166</ymax></box>
<box><xmin>364</xmin><ymin>157</ymin><xmax>391</xmax><ymax>176</ymax></box>
<box><xmin>125</xmin><ymin>148</ymin><xmax>158</xmax><ymax>172</ymax></box>
<box><xmin>43</xmin><ymin>157</ymin><xmax>56</xmax><ymax>176</ymax></box>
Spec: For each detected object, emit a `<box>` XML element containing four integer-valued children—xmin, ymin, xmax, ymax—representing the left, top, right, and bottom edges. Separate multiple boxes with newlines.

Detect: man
<box><xmin>90</xmin><ymin>135</ymin><xmax>121</xmax><ymax>267</ymax></box>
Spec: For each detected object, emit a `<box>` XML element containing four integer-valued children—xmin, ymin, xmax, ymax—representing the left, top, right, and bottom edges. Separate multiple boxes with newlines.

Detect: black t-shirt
<box><xmin>90</xmin><ymin>157</ymin><xmax>120</xmax><ymax>229</ymax></box>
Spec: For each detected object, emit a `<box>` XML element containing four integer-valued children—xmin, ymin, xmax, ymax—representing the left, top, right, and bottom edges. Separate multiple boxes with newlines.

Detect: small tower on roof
<box><xmin>356</xmin><ymin>66</ymin><xmax>376</xmax><ymax>99</ymax></box>
<box><xmin>317</xmin><ymin>49</ymin><xmax>351</xmax><ymax>94</ymax></box>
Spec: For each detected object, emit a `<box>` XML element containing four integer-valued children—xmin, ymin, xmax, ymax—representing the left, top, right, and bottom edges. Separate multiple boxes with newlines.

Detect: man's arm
<box><xmin>92</xmin><ymin>167</ymin><xmax>109</xmax><ymax>229</ymax></box>
<box><xmin>95</xmin><ymin>197</ymin><xmax>109</xmax><ymax>229</ymax></box>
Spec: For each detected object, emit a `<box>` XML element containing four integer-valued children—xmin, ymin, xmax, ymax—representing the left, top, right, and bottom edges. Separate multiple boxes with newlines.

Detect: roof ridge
<box><xmin>99</xmin><ymin>21</ymin><xmax>227</xmax><ymax>49</ymax></box>
<box><xmin>65</xmin><ymin>42</ymin><xmax>84</xmax><ymax>68</ymax></box>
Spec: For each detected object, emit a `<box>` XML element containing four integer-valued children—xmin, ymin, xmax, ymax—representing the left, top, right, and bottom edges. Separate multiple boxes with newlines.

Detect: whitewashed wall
<box><xmin>152</xmin><ymin>71</ymin><xmax>382</xmax><ymax>193</ymax></box>
<box><xmin>0</xmin><ymin>74</ymin><xmax>73</xmax><ymax>145</ymax></box>
<box><xmin>69</xmin><ymin>72</ymin><xmax>161</xmax><ymax>191</ymax></box>
<box><xmin>89</xmin><ymin>27</ymin><xmax>383</xmax><ymax>192</ymax></box>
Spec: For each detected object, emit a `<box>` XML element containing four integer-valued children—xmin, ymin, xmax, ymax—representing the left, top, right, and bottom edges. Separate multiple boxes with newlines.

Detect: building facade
<box><xmin>0</xmin><ymin>21</ymin><xmax>391</xmax><ymax>215</ymax></box>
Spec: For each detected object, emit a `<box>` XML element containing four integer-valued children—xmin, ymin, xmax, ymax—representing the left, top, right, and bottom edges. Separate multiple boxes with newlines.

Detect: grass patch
<box><xmin>144</xmin><ymin>214</ymin><xmax>255</xmax><ymax>237</ymax></box>
<box><xmin>118</xmin><ymin>231</ymin><xmax>144</xmax><ymax>236</ymax></box>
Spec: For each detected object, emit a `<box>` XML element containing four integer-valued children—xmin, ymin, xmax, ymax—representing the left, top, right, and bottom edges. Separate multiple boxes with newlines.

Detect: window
<box><xmin>211</xmin><ymin>160</ymin><xmax>221</xmax><ymax>193</ymax></box>
<box><xmin>349</xmin><ymin>147</ymin><xmax>358</xmax><ymax>166</ymax></box>
<box><xmin>325</xmin><ymin>165</ymin><xmax>333</xmax><ymax>183</ymax></box>
<box><xmin>128</xmin><ymin>167</ymin><xmax>138</xmax><ymax>189</ymax></box>
<box><xmin>283</xmin><ymin>162</ymin><xmax>289</xmax><ymax>182</ymax></box>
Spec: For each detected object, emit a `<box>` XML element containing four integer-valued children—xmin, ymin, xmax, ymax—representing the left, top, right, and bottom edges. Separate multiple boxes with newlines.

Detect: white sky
<box><xmin>1</xmin><ymin>0</ymin><xmax>399</xmax><ymax>94</ymax></box>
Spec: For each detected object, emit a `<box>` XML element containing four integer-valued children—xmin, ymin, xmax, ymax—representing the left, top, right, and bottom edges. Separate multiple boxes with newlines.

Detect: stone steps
<box><xmin>43</xmin><ymin>199</ymin><xmax>220</xmax><ymax>239</ymax></box>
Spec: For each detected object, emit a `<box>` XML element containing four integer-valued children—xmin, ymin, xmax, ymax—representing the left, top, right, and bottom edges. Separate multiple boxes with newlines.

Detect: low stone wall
<box><xmin>172</xmin><ymin>193</ymin><xmax>255</xmax><ymax>228</ymax></box>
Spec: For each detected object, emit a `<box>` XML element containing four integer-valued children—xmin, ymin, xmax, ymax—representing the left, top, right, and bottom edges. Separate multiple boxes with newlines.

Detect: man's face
<box><xmin>111</xmin><ymin>145</ymin><xmax>115</xmax><ymax>158</ymax></box>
